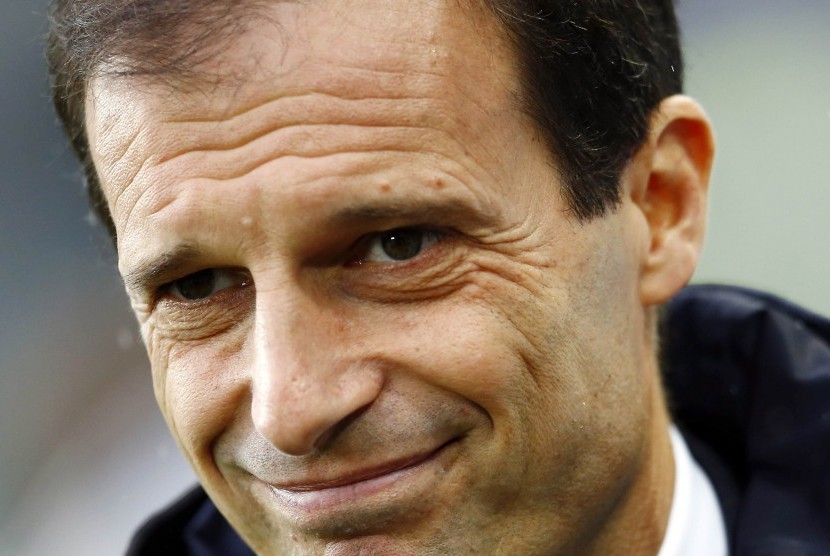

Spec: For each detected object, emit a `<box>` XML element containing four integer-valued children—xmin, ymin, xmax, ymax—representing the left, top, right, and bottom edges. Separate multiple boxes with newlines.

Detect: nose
<box><xmin>250</xmin><ymin>287</ymin><xmax>383</xmax><ymax>456</ymax></box>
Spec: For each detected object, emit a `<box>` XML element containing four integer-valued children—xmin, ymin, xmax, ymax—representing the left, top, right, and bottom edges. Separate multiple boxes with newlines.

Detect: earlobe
<box><xmin>634</xmin><ymin>95</ymin><xmax>716</xmax><ymax>306</ymax></box>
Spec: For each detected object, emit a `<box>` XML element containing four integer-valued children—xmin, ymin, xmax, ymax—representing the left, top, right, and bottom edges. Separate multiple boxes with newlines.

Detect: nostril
<box><xmin>251</xmin><ymin>393</ymin><xmax>375</xmax><ymax>456</ymax></box>
<box><xmin>310</xmin><ymin>403</ymin><xmax>372</xmax><ymax>451</ymax></box>
<box><xmin>250</xmin><ymin>339</ymin><xmax>385</xmax><ymax>455</ymax></box>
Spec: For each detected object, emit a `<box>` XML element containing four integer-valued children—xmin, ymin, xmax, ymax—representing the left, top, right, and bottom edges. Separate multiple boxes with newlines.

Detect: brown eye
<box><xmin>167</xmin><ymin>269</ymin><xmax>249</xmax><ymax>301</ymax></box>
<box><xmin>359</xmin><ymin>228</ymin><xmax>442</xmax><ymax>264</ymax></box>
<box><xmin>380</xmin><ymin>229</ymin><xmax>426</xmax><ymax>260</ymax></box>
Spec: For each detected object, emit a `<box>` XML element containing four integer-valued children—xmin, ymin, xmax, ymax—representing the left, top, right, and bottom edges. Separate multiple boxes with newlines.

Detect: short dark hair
<box><xmin>46</xmin><ymin>0</ymin><xmax>683</xmax><ymax>240</ymax></box>
<box><xmin>484</xmin><ymin>0</ymin><xmax>683</xmax><ymax>217</ymax></box>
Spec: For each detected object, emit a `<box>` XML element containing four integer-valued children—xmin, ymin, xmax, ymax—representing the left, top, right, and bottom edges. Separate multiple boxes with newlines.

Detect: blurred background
<box><xmin>1</xmin><ymin>0</ymin><xmax>828</xmax><ymax>553</ymax></box>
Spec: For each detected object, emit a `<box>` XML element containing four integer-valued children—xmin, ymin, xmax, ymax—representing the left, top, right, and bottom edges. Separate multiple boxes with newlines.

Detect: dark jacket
<box><xmin>128</xmin><ymin>285</ymin><xmax>830</xmax><ymax>555</ymax></box>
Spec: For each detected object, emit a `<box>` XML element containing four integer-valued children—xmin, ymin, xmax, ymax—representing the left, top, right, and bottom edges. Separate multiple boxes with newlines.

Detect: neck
<box><xmin>588</xmin><ymin>360</ymin><xmax>676</xmax><ymax>556</ymax></box>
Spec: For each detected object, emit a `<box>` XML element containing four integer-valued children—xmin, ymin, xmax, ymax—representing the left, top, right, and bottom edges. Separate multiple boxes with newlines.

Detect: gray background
<box><xmin>1</xmin><ymin>0</ymin><xmax>828</xmax><ymax>553</ymax></box>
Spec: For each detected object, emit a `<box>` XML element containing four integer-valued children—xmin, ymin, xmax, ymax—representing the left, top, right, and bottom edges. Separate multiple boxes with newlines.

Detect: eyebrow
<box><xmin>329</xmin><ymin>197</ymin><xmax>490</xmax><ymax>229</ymax></box>
<box><xmin>121</xmin><ymin>196</ymin><xmax>493</xmax><ymax>292</ymax></box>
<box><xmin>122</xmin><ymin>243</ymin><xmax>203</xmax><ymax>294</ymax></box>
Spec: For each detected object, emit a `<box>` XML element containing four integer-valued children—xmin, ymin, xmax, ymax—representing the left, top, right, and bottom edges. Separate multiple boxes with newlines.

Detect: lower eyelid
<box><xmin>153</xmin><ymin>286</ymin><xmax>254</xmax><ymax>338</ymax></box>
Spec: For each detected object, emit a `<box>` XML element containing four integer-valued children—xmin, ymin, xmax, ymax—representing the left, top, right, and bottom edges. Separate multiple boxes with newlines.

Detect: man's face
<box><xmin>86</xmin><ymin>1</ymin><xmax>666</xmax><ymax>553</ymax></box>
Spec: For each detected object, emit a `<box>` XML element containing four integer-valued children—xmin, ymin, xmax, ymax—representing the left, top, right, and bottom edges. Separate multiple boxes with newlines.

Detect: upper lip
<box><xmin>269</xmin><ymin>441</ymin><xmax>453</xmax><ymax>492</ymax></box>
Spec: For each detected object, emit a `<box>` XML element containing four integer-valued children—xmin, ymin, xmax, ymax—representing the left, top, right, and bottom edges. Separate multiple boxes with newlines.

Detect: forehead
<box><xmin>85</xmin><ymin>0</ymin><xmax>533</xmax><ymax>260</ymax></box>
<box><xmin>86</xmin><ymin>0</ymin><xmax>519</xmax><ymax>153</ymax></box>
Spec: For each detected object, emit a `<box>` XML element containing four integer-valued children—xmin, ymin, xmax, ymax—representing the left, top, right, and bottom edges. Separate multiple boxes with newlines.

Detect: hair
<box><xmin>46</xmin><ymin>0</ymin><xmax>683</xmax><ymax>241</ymax></box>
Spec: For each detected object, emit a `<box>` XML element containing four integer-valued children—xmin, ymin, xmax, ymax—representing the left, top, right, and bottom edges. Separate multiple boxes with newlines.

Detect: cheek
<box><xmin>364</xmin><ymin>275</ymin><xmax>572</xmax><ymax>460</ymax></box>
<box><xmin>534</xmin><ymin>227</ymin><xmax>651</xmax><ymax>475</ymax></box>
<box><xmin>443</xmin><ymin>224</ymin><xmax>647</xmax><ymax>458</ymax></box>
<box><xmin>366</xmin><ymin>298</ymin><xmax>528</xmax><ymax>399</ymax></box>
<box><xmin>147</xmin><ymin>322</ymin><xmax>252</xmax><ymax>471</ymax></box>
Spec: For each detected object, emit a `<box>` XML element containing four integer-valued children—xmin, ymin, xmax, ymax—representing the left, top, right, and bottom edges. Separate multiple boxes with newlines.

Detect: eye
<box><xmin>165</xmin><ymin>268</ymin><xmax>250</xmax><ymax>301</ymax></box>
<box><xmin>357</xmin><ymin>227</ymin><xmax>442</xmax><ymax>264</ymax></box>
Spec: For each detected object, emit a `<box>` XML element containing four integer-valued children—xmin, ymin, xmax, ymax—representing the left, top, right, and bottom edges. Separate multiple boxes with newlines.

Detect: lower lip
<box><xmin>267</xmin><ymin>441</ymin><xmax>457</xmax><ymax>518</ymax></box>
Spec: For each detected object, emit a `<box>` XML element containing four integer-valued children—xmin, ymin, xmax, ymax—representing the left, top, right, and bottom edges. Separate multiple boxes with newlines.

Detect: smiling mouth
<box><xmin>266</xmin><ymin>439</ymin><xmax>459</xmax><ymax>516</ymax></box>
<box><xmin>282</xmin><ymin>441</ymin><xmax>452</xmax><ymax>491</ymax></box>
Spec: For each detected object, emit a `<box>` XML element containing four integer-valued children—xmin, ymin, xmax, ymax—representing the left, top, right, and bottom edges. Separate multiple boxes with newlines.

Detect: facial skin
<box><xmin>85</xmin><ymin>1</ymin><xmax>713</xmax><ymax>554</ymax></box>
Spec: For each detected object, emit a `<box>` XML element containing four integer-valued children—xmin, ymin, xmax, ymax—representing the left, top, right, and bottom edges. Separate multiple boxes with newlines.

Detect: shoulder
<box><xmin>127</xmin><ymin>486</ymin><xmax>252</xmax><ymax>556</ymax></box>
<box><xmin>665</xmin><ymin>284</ymin><xmax>830</xmax><ymax>554</ymax></box>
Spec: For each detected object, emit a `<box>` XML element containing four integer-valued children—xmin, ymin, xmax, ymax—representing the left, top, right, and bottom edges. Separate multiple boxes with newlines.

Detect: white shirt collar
<box><xmin>657</xmin><ymin>426</ymin><xmax>728</xmax><ymax>556</ymax></box>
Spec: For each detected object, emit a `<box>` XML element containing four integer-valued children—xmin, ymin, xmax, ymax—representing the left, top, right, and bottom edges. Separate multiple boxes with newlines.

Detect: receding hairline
<box><xmin>49</xmin><ymin>0</ymin><xmax>684</xmax><ymax>240</ymax></box>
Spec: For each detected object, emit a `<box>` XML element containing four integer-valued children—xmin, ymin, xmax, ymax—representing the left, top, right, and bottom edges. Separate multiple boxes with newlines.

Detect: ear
<box><xmin>628</xmin><ymin>95</ymin><xmax>715</xmax><ymax>306</ymax></box>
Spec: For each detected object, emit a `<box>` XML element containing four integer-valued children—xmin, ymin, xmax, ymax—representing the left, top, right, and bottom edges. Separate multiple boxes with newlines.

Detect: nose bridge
<box><xmin>251</xmin><ymin>281</ymin><xmax>382</xmax><ymax>456</ymax></box>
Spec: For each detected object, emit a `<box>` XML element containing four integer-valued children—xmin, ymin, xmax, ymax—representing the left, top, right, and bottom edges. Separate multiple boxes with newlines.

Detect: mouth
<box><xmin>266</xmin><ymin>439</ymin><xmax>459</xmax><ymax>521</ymax></box>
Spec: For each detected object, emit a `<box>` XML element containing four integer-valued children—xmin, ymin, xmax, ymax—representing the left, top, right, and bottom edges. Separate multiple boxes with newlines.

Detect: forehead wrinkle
<box><xmin>112</xmin><ymin>157</ymin><xmax>160</xmax><ymax>234</ymax></box>
<box><xmin>162</xmin><ymin>78</ymin><xmax>510</xmax><ymax>191</ymax></box>
<box><xmin>120</xmin><ymin>119</ymin><xmax>504</xmax><ymax>253</ymax></box>
<box><xmin>104</xmin><ymin>122</ymin><xmax>145</xmax><ymax>173</ymax></box>
<box><xmin>154</xmin><ymin>125</ymin><xmax>463</xmax><ymax>188</ymax></box>
<box><xmin>95</xmin><ymin>91</ymin><xmax>436</xmax><ymax>238</ymax></box>
<box><xmin>150</xmin><ymin>65</ymin><xmax>453</xmax><ymax>143</ymax></box>
<box><xmin>163</xmin><ymin>79</ymin><xmax>443</xmax><ymax>126</ymax></box>
<box><xmin>86</xmin><ymin>81</ymin><xmax>156</xmax><ymax>211</ymax></box>
<box><xmin>117</xmin><ymin>85</ymin><xmax>509</xmax><ymax>223</ymax></box>
<box><xmin>153</xmin><ymin>90</ymin><xmax>452</xmax><ymax>165</ymax></box>
<box><xmin>91</xmin><ymin>0</ymin><xmax>521</xmax><ymax>194</ymax></box>
<box><xmin>152</xmin><ymin>150</ymin><xmax>486</xmax><ymax>222</ymax></box>
<box><xmin>110</xmin><ymin>65</ymin><xmax>453</xmax><ymax>171</ymax></box>
<box><xmin>138</xmin><ymin>146</ymin><xmax>503</xmax><ymax>248</ymax></box>
<box><xmin>114</xmin><ymin>120</ymin><xmax>508</xmax><ymax>249</ymax></box>
<box><xmin>95</xmin><ymin>0</ymin><xmax>531</xmax><ymax>254</ymax></box>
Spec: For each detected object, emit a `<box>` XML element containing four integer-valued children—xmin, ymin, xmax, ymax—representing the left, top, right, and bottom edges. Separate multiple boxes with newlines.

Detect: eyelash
<box><xmin>158</xmin><ymin>268</ymin><xmax>252</xmax><ymax>305</ymax></box>
<box><xmin>349</xmin><ymin>226</ymin><xmax>445</xmax><ymax>266</ymax></box>
<box><xmin>152</xmin><ymin>226</ymin><xmax>448</xmax><ymax>307</ymax></box>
